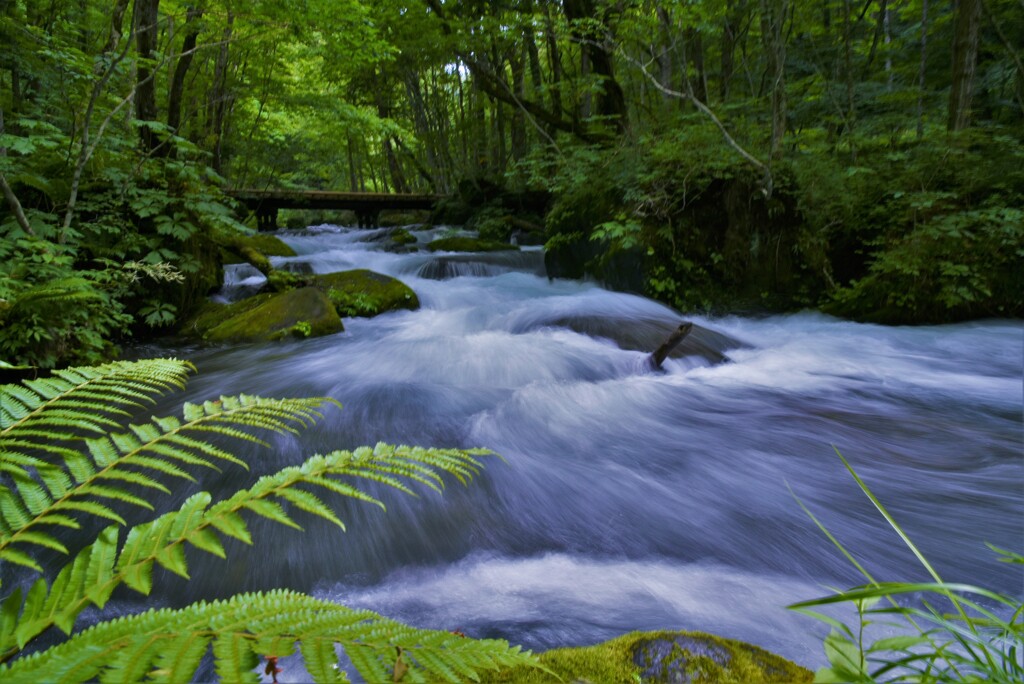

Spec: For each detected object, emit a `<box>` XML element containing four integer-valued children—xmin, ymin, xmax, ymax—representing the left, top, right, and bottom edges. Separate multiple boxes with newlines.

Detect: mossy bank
<box><xmin>484</xmin><ymin>630</ymin><xmax>812</xmax><ymax>684</ymax></box>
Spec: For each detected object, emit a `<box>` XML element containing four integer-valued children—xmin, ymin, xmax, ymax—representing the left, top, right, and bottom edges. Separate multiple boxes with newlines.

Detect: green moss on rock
<box><xmin>185</xmin><ymin>288</ymin><xmax>342</xmax><ymax>343</ymax></box>
<box><xmin>221</xmin><ymin>234</ymin><xmax>296</xmax><ymax>265</ymax></box>
<box><xmin>482</xmin><ymin>631</ymin><xmax>812</xmax><ymax>684</ymax></box>
<box><xmin>314</xmin><ymin>269</ymin><xmax>419</xmax><ymax>318</ymax></box>
<box><xmin>391</xmin><ymin>228</ymin><xmax>418</xmax><ymax>245</ymax></box>
<box><xmin>180</xmin><ymin>294</ymin><xmax>274</xmax><ymax>338</ymax></box>
<box><xmin>426</xmin><ymin>236</ymin><xmax>518</xmax><ymax>253</ymax></box>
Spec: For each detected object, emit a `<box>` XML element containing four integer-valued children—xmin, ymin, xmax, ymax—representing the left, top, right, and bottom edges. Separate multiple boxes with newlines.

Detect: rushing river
<box><xmin>135</xmin><ymin>223</ymin><xmax>1022</xmax><ymax>671</ymax></box>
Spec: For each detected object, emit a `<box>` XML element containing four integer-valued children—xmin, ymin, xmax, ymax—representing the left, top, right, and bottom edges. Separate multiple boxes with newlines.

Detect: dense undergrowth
<box><xmin>519</xmin><ymin>121</ymin><xmax>1024</xmax><ymax>323</ymax></box>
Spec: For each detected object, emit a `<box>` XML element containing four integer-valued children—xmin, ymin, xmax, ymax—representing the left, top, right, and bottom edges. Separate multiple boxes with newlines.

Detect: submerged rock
<box><xmin>483</xmin><ymin>630</ymin><xmax>811</xmax><ymax>683</ymax></box>
<box><xmin>314</xmin><ymin>269</ymin><xmax>419</xmax><ymax>318</ymax></box>
<box><xmin>182</xmin><ymin>287</ymin><xmax>342</xmax><ymax>342</ymax></box>
<box><xmin>511</xmin><ymin>314</ymin><xmax>745</xmax><ymax>364</ymax></box>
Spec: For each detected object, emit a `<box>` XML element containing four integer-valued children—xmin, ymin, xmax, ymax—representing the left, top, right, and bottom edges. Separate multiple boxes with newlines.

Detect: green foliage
<box><xmin>821</xmin><ymin>131</ymin><xmax>1024</xmax><ymax>323</ymax></box>
<box><xmin>290</xmin><ymin>320</ymin><xmax>314</xmax><ymax>337</ymax></box>
<box><xmin>790</xmin><ymin>451</ymin><xmax>1024</xmax><ymax>682</ymax></box>
<box><xmin>591</xmin><ymin>215</ymin><xmax>643</xmax><ymax>252</ymax></box>
<box><xmin>0</xmin><ymin>358</ymin><xmax>539</xmax><ymax>681</ymax></box>
<box><xmin>328</xmin><ymin>289</ymin><xmax>382</xmax><ymax>318</ymax></box>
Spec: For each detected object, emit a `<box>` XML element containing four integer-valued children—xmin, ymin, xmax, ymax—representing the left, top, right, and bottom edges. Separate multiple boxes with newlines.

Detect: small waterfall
<box><xmin>212</xmin><ymin>263</ymin><xmax>265</xmax><ymax>302</ymax></box>
<box><xmin>417</xmin><ymin>250</ymin><xmax>547</xmax><ymax>280</ymax></box>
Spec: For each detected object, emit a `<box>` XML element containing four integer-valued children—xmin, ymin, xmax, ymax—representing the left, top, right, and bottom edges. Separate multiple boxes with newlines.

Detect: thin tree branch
<box><xmin>0</xmin><ymin>109</ymin><xmax>36</xmax><ymax>237</ymax></box>
<box><xmin>616</xmin><ymin>46</ymin><xmax>770</xmax><ymax>181</ymax></box>
<box><xmin>60</xmin><ymin>7</ymin><xmax>141</xmax><ymax>239</ymax></box>
<box><xmin>61</xmin><ymin>36</ymin><xmax>234</xmax><ymax>237</ymax></box>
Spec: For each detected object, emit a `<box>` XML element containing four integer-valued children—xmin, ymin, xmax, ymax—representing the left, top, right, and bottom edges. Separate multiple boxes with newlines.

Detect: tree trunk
<box><xmin>208</xmin><ymin>10</ymin><xmax>233</xmax><ymax>173</ymax></box>
<box><xmin>101</xmin><ymin>0</ymin><xmax>132</xmax><ymax>56</ymax></box>
<box><xmin>166</xmin><ymin>5</ymin><xmax>203</xmax><ymax>157</ymax></box>
<box><xmin>525</xmin><ymin>27</ymin><xmax>545</xmax><ymax>103</ymax></box>
<box><xmin>543</xmin><ymin>5</ymin><xmax>564</xmax><ymax>120</ymax></box>
<box><xmin>510</xmin><ymin>50</ymin><xmax>528</xmax><ymax>161</ymax></box>
<box><xmin>916</xmin><ymin>0</ymin><xmax>928</xmax><ymax>138</ymax></box>
<box><xmin>346</xmin><ymin>135</ymin><xmax>358</xmax><ymax>191</ymax></box>
<box><xmin>720</xmin><ymin>1</ymin><xmax>741</xmax><ymax>102</ymax></box>
<box><xmin>404</xmin><ymin>71</ymin><xmax>440</xmax><ymax>188</ymax></box>
<box><xmin>562</xmin><ymin>0</ymin><xmax>627</xmax><ymax>134</ymax></box>
<box><xmin>948</xmin><ymin>0</ymin><xmax>982</xmax><ymax>130</ymax></box>
<box><xmin>133</xmin><ymin>0</ymin><xmax>161</xmax><ymax>154</ymax></box>
<box><xmin>687</xmin><ymin>27</ymin><xmax>709</xmax><ymax>104</ymax></box>
<box><xmin>843</xmin><ymin>0</ymin><xmax>856</xmax><ymax>161</ymax></box>
<box><xmin>759</xmin><ymin>0</ymin><xmax>787</xmax><ymax>161</ymax></box>
<box><xmin>655</xmin><ymin>7</ymin><xmax>675</xmax><ymax>105</ymax></box>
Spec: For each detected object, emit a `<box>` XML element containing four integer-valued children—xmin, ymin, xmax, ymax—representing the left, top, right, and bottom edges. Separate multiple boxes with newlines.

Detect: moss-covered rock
<box><xmin>182</xmin><ymin>287</ymin><xmax>342</xmax><ymax>342</ymax></box>
<box><xmin>426</xmin><ymin>236</ymin><xmax>518</xmax><ymax>253</ymax></box>
<box><xmin>483</xmin><ymin>631</ymin><xmax>812</xmax><ymax>684</ymax></box>
<box><xmin>314</xmin><ymin>269</ymin><xmax>419</xmax><ymax>318</ymax></box>
<box><xmin>391</xmin><ymin>228</ymin><xmax>418</xmax><ymax>246</ymax></box>
<box><xmin>180</xmin><ymin>294</ymin><xmax>272</xmax><ymax>339</ymax></box>
<box><xmin>221</xmin><ymin>234</ymin><xmax>297</xmax><ymax>265</ymax></box>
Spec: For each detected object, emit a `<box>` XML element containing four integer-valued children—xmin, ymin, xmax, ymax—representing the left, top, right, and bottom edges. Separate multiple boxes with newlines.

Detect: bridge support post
<box><xmin>256</xmin><ymin>207</ymin><xmax>278</xmax><ymax>231</ymax></box>
<box><xmin>355</xmin><ymin>210</ymin><xmax>379</xmax><ymax>228</ymax></box>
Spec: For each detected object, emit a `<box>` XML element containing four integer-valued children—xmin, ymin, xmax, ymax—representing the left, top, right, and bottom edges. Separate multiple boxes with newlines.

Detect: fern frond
<box><xmin>0</xmin><ymin>359</ymin><xmax>526</xmax><ymax>682</ymax></box>
<box><xmin>0</xmin><ymin>590</ymin><xmax>538</xmax><ymax>683</ymax></box>
<box><xmin>0</xmin><ymin>444</ymin><xmax>491</xmax><ymax>659</ymax></box>
<box><xmin>0</xmin><ymin>359</ymin><xmax>193</xmax><ymax>435</ymax></box>
<box><xmin>0</xmin><ymin>393</ymin><xmax>334</xmax><ymax>568</ymax></box>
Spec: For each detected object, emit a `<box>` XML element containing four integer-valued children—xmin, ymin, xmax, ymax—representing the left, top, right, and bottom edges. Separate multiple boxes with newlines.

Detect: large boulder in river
<box><xmin>314</xmin><ymin>269</ymin><xmax>419</xmax><ymax>318</ymax></box>
<box><xmin>483</xmin><ymin>630</ymin><xmax>811</xmax><ymax>683</ymax></box>
<box><xmin>182</xmin><ymin>287</ymin><xmax>342</xmax><ymax>342</ymax></box>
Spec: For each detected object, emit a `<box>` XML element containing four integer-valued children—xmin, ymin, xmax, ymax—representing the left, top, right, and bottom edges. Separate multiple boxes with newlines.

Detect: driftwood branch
<box><xmin>649</xmin><ymin>322</ymin><xmax>693</xmax><ymax>369</ymax></box>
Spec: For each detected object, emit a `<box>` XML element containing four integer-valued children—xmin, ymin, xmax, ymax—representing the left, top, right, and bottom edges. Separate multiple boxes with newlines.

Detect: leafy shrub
<box><xmin>818</xmin><ymin>129</ymin><xmax>1024</xmax><ymax>323</ymax></box>
<box><xmin>0</xmin><ymin>359</ymin><xmax>538</xmax><ymax>681</ymax></box>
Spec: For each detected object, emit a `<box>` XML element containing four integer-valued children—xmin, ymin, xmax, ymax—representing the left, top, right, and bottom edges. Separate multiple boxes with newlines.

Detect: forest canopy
<box><xmin>1</xmin><ymin>0</ymin><xmax>1022</xmax><ymax>368</ymax></box>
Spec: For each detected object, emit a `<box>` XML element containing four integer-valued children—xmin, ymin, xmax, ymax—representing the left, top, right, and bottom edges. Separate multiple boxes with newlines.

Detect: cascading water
<box><xmin>134</xmin><ymin>223</ymin><xmax>1022</xmax><ymax>670</ymax></box>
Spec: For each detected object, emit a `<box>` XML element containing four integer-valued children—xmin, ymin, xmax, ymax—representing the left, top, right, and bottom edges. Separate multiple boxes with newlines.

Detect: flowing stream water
<box><xmin>135</xmin><ymin>223</ymin><xmax>1022</xmax><ymax>672</ymax></box>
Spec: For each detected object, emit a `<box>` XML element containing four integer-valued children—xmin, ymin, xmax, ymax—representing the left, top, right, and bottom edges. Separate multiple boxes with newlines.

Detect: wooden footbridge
<box><xmin>228</xmin><ymin>189</ymin><xmax>445</xmax><ymax>230</ymax></box>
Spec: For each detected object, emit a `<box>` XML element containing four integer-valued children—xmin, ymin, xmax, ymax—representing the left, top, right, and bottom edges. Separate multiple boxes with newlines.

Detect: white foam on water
<box><xmin>314</xmin><ymin>552</ymin><xmax>835</xmax><ymax>668</ymax></box>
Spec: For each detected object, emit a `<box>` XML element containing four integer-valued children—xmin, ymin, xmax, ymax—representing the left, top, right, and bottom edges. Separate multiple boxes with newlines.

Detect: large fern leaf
<box><xmin>0</xmin><ymin>360</ymin><xmax>539</xmax><ymax>681</ymax></box>
<box><xmin>1</xmin><ymin>590</ymin><xmax>536</xmax><ymax>683</ymax></box>
<box><xmin>0</xmin><ymin>444</ymin><xmax>492</xmax><ymax>662</ymax></box>
<box><xmin>1</xmin><ymin>382</ymin><xmax>332</xmax><ymax>570</ymax></box>
<box><xmin>0</xmin><ymin>358</ymin><xmax>193</xmax><ymax>436</ymax></box>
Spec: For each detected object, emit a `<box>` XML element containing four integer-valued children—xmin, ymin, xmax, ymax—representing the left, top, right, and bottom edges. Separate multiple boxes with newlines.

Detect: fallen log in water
<box><xmin>648</xmin><ymin>322</ymin><xmax>693</xmax><ymax>370</ymax></box>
